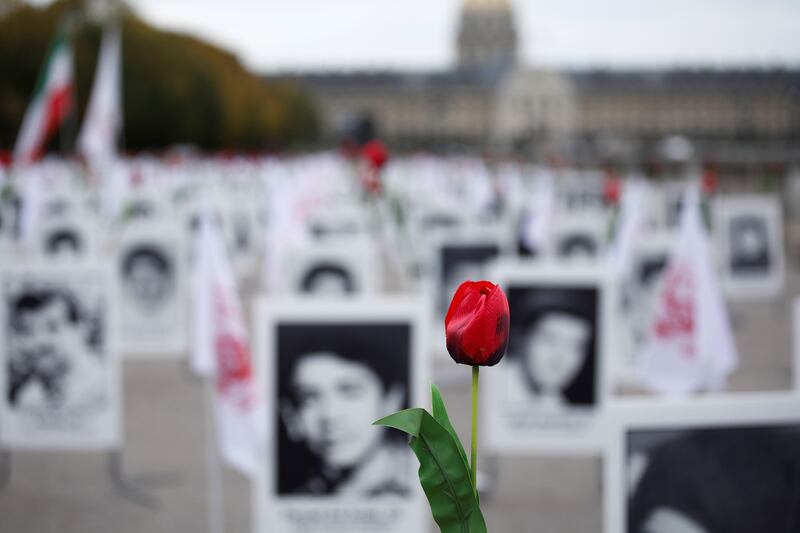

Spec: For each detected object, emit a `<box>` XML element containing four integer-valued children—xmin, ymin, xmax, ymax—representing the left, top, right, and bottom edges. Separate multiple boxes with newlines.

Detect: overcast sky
<box><xmin>37</xmin><ymin>0</ymin><xmax>800</xmax><ymax>72</ymax></box>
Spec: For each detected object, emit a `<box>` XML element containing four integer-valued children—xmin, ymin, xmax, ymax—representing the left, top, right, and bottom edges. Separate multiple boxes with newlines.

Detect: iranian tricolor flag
<box><xmin>13</xmin><ymin>29</ymin><xmax>75</xmax><ymax>164</ymax></box>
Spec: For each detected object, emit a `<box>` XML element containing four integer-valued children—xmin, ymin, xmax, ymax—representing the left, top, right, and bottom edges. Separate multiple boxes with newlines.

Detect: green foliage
<box><xmin>0</xmin><ymin>0</ymin><xmax>318</xmax><ymax>152</ymax></box>
<box><xmin>431</xmin><ymin>384</ymin><xmax>472</xmax><ymax>483</ymax></box>
<box><xmin>375</xmin><ymin>386</ymin><xmax>488</xmax><ymax>533</ymax></box>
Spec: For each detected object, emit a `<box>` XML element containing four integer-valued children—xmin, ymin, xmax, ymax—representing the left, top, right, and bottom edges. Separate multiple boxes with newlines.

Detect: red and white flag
<box><xmin>78</xmin><ymin>24</ymin><xmax>122</xmax><ymax>167</ymax></box>
<box><xmin>13</xmin><ymin>28</ymin><xmax>74</xmax><ymax>164</ymax></box>
<box><xmin>193</xmin><ymin>208</ymin><xmax>263</xmax><ymax>476</ymax></box>
<box><xmin>636</xmin><ymin>186</ymin><xmax>738</xmax><ymax>394</ymax></box>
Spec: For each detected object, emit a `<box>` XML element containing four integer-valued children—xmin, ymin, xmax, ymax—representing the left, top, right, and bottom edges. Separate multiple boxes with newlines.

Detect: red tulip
<box><xmin>603</xmin><ymin>176</ymin><xmax>621</xmax><ymax>205</ymax></box>
<box><xmin>362</xmin><ymin>140</ymin><xmax>388</xmax><ymax>170</ymax></box>
<box><xmin>701</xmin><ymin>167</ymin><xmax>719</xmax><ymax>195</ymax></box>
<box><xmin>445</xmin><ymin>280</ymin><xmax>510</xmax><ymax>366</ymax></box>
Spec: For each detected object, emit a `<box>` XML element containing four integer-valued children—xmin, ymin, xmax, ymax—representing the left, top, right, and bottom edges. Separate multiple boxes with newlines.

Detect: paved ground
<box><xmin>0</xmin><ymin>267</ymin><xmax>797</xmax><ymax>533</ymax></box>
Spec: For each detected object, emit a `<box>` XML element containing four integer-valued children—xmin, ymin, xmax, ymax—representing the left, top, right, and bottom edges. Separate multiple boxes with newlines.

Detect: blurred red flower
<box><xmin>701</xmin><ymin>166</ymin><xmax>719</xmax><ymax>194</ymax></box>
<box><xmin>362</xmin><ymin>140</ymin><xmax>388</xmax><ymax>170</ymax></box>
<box><xmin>603</xmin><ymin>176</ymin><xmax>621</xmax><ymax>205</ymax></box>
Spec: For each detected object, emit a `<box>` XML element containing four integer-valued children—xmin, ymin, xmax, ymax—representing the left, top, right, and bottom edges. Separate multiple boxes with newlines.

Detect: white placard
<box><xmin>604</xmin><ymin>393</ymin><xmax>800</xmax><ymax>533</ymax></box>
<box><xmin>0</xmin><ymin>262</ymin><xmax>120</xmax><ymax>450</ymax></box>
<box><xmin>37</xmin><ymin>213</ymin><xmax>99</xmax><ymax>261</ymax></box>
<box><xmin>283</xmin><ymin>240</ymin><xmax>378</xmax><ymax>297</ymax></box>
<box><xmin>794</xmin><ymin>297</ymin><xmax>800</xmax><ymax>392</ymax></box>
<box><xmin>551</xmin><ymin>210</ymin><xmax>611</xmax><ymax>262</ymax></box>
<box><xmin>714</xmin><ymin>194</ymin><xmax>785</xmax><ymax>299</ymax></box>
<box><xmin>221</xmin><ymin>197</ymin><xmax>262</xmax><ymax>280</ymax></box>
<box><xmin>116</xmin><ymin>222</ymin><xmax>187</xmax><ymax>357</ymax></box>
<box><xmin>252</xmin><ymin>297</ymin><xmax>429</xmax><ymax>533</ymax></box>
<box><xmin>306</xmin><ymin>204</ymin><xmax>369</xmax><ymax>242</ymax></box>
<box><xmin>428</xmin><ymin>225</ymin><xmax>511</xmax><ymax>358</ymax></box>
<box><xmin>408</xmin><ymin>203</ymin><xmax>469</xmax><ymax>277</ymax></box>
<box><xmin>484</xmin><ymin>260</ymin><xmax>612</xmax><ymax>453</ymax></box>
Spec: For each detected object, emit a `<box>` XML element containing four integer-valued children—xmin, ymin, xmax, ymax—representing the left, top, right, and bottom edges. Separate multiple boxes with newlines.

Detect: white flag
<box><xmin>260</xmin><ymin>167</ymin><xmax>310</xmax><ymax>292</ymax></box>
<box><xmin>192</xmin><ymin>208</ymin><xmax>263</xmax><ymax>476</ymax></box>
<box><xmin>606</xmin><ymin>179</ymin><xmax>647</xmax><ymax>278</ymax></box>
<box><xmin>636</xmin><ymin>186</ymin><xmax>738</xmax><ymax>395</ymax></box>
<box><xmin>100</xmin><ymin>159</ymin><xmax>130</xmax><ymax>219</ymax></box>
<box><xmin>77</xmin><ymin>25</ymin><xmax>122</xmax><ymax>167</ymax></box>
<box><xmin>18</xmin><ymin>166</ymin><xmax>47</xmax><ymax>245</ymax></box>
<box><xmin>520</xmin><ymin>171</ymin><xmax>556</xmax><ymax>255</ymax></box>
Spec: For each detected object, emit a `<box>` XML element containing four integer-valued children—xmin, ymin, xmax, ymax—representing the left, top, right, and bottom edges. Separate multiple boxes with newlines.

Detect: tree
<box><xmin>0</xmin><ymin>0</ymin><xmax>319</xmax><ymax>153</ymax></box>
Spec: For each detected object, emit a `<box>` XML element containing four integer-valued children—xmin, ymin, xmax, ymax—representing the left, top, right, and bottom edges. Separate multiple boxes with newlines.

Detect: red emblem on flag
<box><xmin>652</xmin><ymin>261</ymin><xmax>696</xmax><ymax>358</ymax></box>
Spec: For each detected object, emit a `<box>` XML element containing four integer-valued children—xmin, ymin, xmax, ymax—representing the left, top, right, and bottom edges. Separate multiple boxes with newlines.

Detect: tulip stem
<box><xmin>470</xmin><ymin>365</ymin><xmax>479</xmax><ymax>493</ymax></box>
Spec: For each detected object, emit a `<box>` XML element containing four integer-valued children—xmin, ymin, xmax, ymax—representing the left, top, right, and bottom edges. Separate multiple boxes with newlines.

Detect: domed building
<box><xmin>276</xmin><ymin>0</ymin><xmax>576</xmax><ymax>151</ymax></box>
<box><xmin>274</xmin><ymin>0</ymin><xmax>800</xmax><ymax>161</ymax></box>
<box><xmin>456</xmin><ymin>0</ymin><xmax>518</xmax><ymax>71</ymax></box>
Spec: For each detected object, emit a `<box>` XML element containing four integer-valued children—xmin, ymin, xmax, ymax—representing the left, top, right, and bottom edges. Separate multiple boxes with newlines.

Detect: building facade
<box><xmin>273</xmin><ymin>0</ymin><xmax>800</xmax><ymax>160</ymax></box>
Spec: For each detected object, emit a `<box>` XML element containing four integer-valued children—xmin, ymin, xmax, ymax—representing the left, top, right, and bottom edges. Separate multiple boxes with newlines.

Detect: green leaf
<box><xmin>430</xmin><ymin>384</ymin><xmax>470</xmax><ymax>477</ymax></box>
<box><xmin>375</xmin><ymin>409</ymin><xmax>487</xmax><ymax>533</ymax></box>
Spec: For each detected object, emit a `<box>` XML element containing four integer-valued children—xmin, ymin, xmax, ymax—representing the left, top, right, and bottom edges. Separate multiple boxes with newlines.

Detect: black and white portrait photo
<box><xmin>504</xmin><ymin>286</ymin><xmax>598</xmax><ymax>408</ymax></box>
<box><xmin>0</xmin><ymin>265</ymin><xmax>119</xmax><ymax>448</ymax></box>
<box><xmin>44</xmin><ymin>196</ymin><xmax>74</xmax><ymax>218</ymax></box>
<box><xmin>626</xmin><ymin>243</ymin><xmax>671</xmax><ymax>348</ymax></box>
<box><xmin>559</xmin><ymin>176</ymin><xmax>605</xmax><ymax>211</ymax></box>
<box><xmin>728</xmin><ymin>215</ymin><xmax>770</xmax><ymax>275</ymax></box>
<box><xmin>300</xmin><ymin>263</ymin><xmax>355</xmax><ymax>295</ymax></box>
<box><xmin>45</xmin><ymin>228</ymin><xmax>82</xmax><ymax>255</ymax></box>
<box><xmin>284</xmin><ymin>243</ymin><xmax>377</xmax><ymax>297</ymax></box>
<box><xmin>120</xmin><ymin>244</ymin><xmax>175</xmax><ymax>310</ymax></box>
<box><xmin>627</xmin><ymin>426</ymin><xmax>800</xmax><ymax>533</ymax></box>
<box><xmin>117</xmin><ymin>225</ymin><xmax>187</xmax><ymax>357</ymax></box>
<box><xmin>254</xmin><ymin>299</ymin><xmax>426</xmax><ymax>533</ymax></box>
<box><xmin>307</xmin><ymin>205</ymin><xmax>367</xmax><ymax>242</ymax></box>
<box><xmin>222</xmin><ymin>202</ymin><xmax>261</xmax><ymax>279</ymax></box>
<box><xmin>557</xmin><ymin>233</ymin><xmax>598</xmax><ymax>258</ymax></box>
<box><xmin>485</xmin><ymin>262</ymin><xmax>609</xmax><ymax>452</ymax></box>
<box><xmin>605</xmin><ymin>396</ymin><xmax>800</xmax><ymax>533</ymax></box>
<box><xmin>410</xmin><ymin>205</ymin><xmax>468</xmax><ymax>271</ymax></box>
<box><xmin>43</xmin><ymin>226</ymin><xmax>85</xmax><ymax>258</ymax></box>
<box><xmin>37</xmin><ymin>213</ymin><xmax>97</xmax><ymax>261</ymax></box>
<box><xmin>610</xmin><ymin>232</ymin><xmax>674</xmax><ymax>389</ymax></box>
<box><xmin>439</xmin><ymin>242</ymin><xmax>501</xmax><ymax>315</ymax></box>
<box><xmin>229</xmin><ymin>210</ymin><xmax>252</xmax><ymax>254</ymax></box>
<box><xmin>276</xmin><ymin>323</ymin><xmax>411</xmax><ymax>497</ymax></box>
<box><xmin>715</xmin><ymin>195</ymin><xmax>785</xmax><ymax>298</ymax></box>
<box><xmin>550</xmin><ymin>211</ymin><xmax>610</xmax><ymax>262</ymax></box>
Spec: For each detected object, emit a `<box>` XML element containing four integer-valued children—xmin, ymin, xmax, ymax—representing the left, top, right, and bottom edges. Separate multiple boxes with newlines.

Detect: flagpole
<box><xmin>203</xmin><ymin>377</ymin><xmax>225</xmax><ymax>533</ymax></box>
<box><xmin>62</xmin><ymin>10</ymin><xmax>80</xmax><ymax>158</ymax></box>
